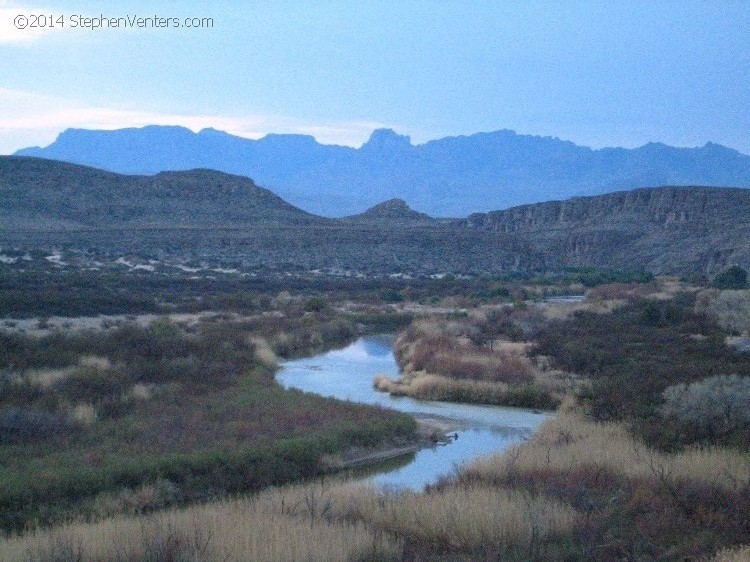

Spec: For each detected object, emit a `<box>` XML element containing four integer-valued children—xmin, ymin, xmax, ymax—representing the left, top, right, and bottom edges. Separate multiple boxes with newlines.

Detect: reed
<box><xmin>460</xmin><ymin>410</ymin><xmax>750</xmax><ymax>492</ymax></box>
<box><xmin>330</xmin><ymin>483</ymin><xmax>576</xmax><ymax>555</ymax></box>
<box><xmin>708</xmin><ymin>544</ymin><xmax>750</xmax><ymax>561</ymax></box>
<box><xmin>0</xmin><ymin>484</ymin><xmax>402</xmax><ymax>562</ymax></box>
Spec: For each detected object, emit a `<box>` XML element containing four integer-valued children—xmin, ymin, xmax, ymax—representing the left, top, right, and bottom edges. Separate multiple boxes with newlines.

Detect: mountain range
<box><xmin>1</xmin><ymin>156</ymin><xmax>748</xmax><ymax>276</ymax></box>
<box><xmin>15</xmin><ymin>126</ymin><xmax>750</xmax><ymax>217</ymax></box>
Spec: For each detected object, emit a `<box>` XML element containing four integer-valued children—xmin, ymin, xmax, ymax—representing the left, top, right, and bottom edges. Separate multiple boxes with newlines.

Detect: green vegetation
<box><xmin>0</xmin><ymin>275</ymin><xmax>747</xmax><ymax>560</ymax></box>
<box><xmin>0</xmin><ymin>313</ymin><xmax>417</xmax><ymax>532</ymax></box>
<box><xmin>532</xmin><ymin>293</ymin><xmax>750</xmax><ymax>449</ymax></box>
<box><xmin>713</xmin><ymin>265</ymin><xmax>749</xmax><ymax>289</ymax></box>
<box><xmin>366</xmin><ymin>289</ymin><xmax>749</xmax><ymax>559</ymax></box>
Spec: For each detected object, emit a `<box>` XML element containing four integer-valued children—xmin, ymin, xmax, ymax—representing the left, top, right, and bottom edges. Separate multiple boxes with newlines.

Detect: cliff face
<box><xmin>1</xmin><ymin>156</ymin><xmax>748</xmax><ymax>276</ymax></box>
<box><xmin>465</xmin><ymin>187</ymin><xmax>743</xmax><ymax>231</ymax></box>
<box><xmin>463</xmin><ymin>187</ymin><xmax>750</xmax><ymax>274</ymax></box>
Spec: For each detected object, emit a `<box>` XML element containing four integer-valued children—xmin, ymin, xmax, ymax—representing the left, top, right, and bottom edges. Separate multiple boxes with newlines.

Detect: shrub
<box><xmin>695</xmin><ymin>289</ymin><xmax>750</xmax><ymax>335</ymax></box>
<box><xmin>713</xmin><ymin>266</ymin><xmax>748</xmax><ymax>290</ymax></box>
<box><xmin>0</xmin><ymin>407</ymin><xmax>73</xmax><ymax>444</ymax></box>
<box><xmin>660</xmin><ymin>374</ymin><xmax>750</xmax><ymax>442</ymax></box>
<box><xmin>302</xmin><ymin>297</ymin><xmax>328</xmax><ymax>312</ymax></box>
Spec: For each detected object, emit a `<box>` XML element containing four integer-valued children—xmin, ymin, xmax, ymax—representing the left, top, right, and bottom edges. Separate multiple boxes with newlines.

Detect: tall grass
<box><xmin>374</xmin><ymin>373</ymin><xmax>509</xmax><ymax>403</ymax></box>
<box><xmin>0</xmin><ymin>477</ymin><xmax>577</xmax><ymax>561</ymax></box>
<box><xmin>709</xmin><ymin>544</ymin><xmax>750</xmax><ymax>562</ymax></box>
<box><xmin>460</xmin><ymin>409</ymin><xmax>750</xmax><ymax>492</ymax></box>
<box><xmin>3</xmin><ymin>409</ymin><xmax>747</xmax><ymax>560</ymax></box>
<box><xmin>374</xmin><ymin>373</ymin><xmax>560</xmax><ymax>409</ymax></box>
<box><xmin>331</xmin><ymin>484</ymin><xmax>576</xmax><ymax>556</ymax></box>
<box><xmin>385</xmin><ymin>314</ymin><xmax>567</xmax><ymax>408</ymax></box>
<box><xmin>0</xmin><ymin>485</ymin><xmax>402</xmax><ymax>561</ymax></box>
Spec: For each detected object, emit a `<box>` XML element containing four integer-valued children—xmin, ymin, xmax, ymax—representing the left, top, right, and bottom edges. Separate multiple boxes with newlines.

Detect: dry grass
<box><xmin>70</xmin><ymin>403</ymin><xmax>98</xmax><ymax>425</ymax></box>
<box><xmin>25</xmin><ymin>356</ymin><xmax>111</xmax><ymax>388</ymax></box>
<box><xmin>461</xmin><ymin>409</ymin><xmax>750</xmax><ymax>492</ymax></box>
<box><xmin>708</xmin><ymin>544</ymin><xmax>750</xmax><ymax>561</ymax></box>
<box><xmin>492</xmin><ymin>340</ymin><xmax>532</xmax><ymax>354</ymax></box>
<box><xmin>387</xmin><ymin>314</ymin><xmax>571</xmax><ymax>408</ymax></box>
<box><xmin>25</xmin><ymin>367</ymin><xmax>76</xmax><ymax>387</ymax></box>
<box><xmin>78</xmin><ymin>355</ymin><xmax>112</xmax><ymax>370</ymax></box>
<box><xmin>4</xmin><ymin>407</ymin><xmax>745</xmax><ymax>560</ymax></box>
<box><xmin>331</xmin><ymin>484</ymin><xmax>577</xmax><ymax>554</ymax></box>
<box><xmin>374</xmin><ymin>372</ymin><xmax>510</xmax><ymax>403</ymax></box>
<box><xmin>0</xmin><ymin>483</ymin><xmax>402</xmax><ymax>562</ymax></box>
<box><xmin>398</xmin><ymin>319</ymin><xmax>537</xmax><ymax>385</ymax></box>
<box><xmin>374</xmin><ymin>363</ymin><xmax>574</xmax><ymax>407</ymax></box>
<box><xmin>535</xmin><ymin>297</ymin><xmax>624</xmax><ymax>321</ymax></box>
<box><xmin>127</xmin><ymin>383</ymin><xmax>153</xmax><ymax>401</ymax></box>
<box><xmin>247</xmin><ymin>336</ymin><xmax>278</xmax><ymax>369</ymax></box>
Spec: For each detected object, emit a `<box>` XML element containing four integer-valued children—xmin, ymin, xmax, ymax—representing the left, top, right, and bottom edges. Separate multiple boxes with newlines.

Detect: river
<box><xmin>277</xmin><ymin>335</ymin><xmax>550</xmax><ymax>490</ymax></box>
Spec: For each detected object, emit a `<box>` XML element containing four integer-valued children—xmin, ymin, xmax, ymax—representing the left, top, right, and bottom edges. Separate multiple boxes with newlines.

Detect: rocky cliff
<box><xmin>463</xmin><ymin>187</ymin><xmax>750</xmax><ymax>274</ymax></box>
<box><xmin>1</xmin><ymin>157</ymin><xmax>747</xmax><ymax>276</ymax></box>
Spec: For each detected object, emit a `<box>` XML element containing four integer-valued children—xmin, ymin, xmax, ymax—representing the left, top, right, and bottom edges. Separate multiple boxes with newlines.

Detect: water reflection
<box><xmin>277</xmin><ymin>336</ymin><xmax>549</xmax><ymax>490</ymax></box>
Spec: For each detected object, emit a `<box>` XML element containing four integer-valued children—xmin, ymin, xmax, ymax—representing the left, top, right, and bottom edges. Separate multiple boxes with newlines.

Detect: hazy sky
<box><xmin>1</xmin><ymin>0</ymin><xmax>749</xmax><ymax>154</ymax></box>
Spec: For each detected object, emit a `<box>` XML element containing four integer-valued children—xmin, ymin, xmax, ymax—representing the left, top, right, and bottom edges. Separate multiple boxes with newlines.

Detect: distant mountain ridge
<box><xmin>1</xmin><ymin>156</ymin><xmax>748</xmax><ymax>276</ymax></box>
<box><xmin>15</xmin><ymin>126</ymin><xmax>750</xmax><ymax>217</ymax></box>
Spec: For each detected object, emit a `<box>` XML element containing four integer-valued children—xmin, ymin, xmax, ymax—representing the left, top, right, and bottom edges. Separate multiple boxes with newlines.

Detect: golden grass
<box><xmin>0</xmin><ymin>467</ymin><xmax>576</xmax><ymax>559</ymax></box>
<box><xmin>374</xmin><ymin>372</ymin><xmax>510</xmax><ymax>403</ymax></box>
<box><xmin>248</xmin><ymin>336</ymin><xmax>278</xmax><ymax>369</ymax></box>
<box><xmin>461</xmin><ymin>409</ymin><xmax>750</xmax><ymax>492</ymax></box>
<box><xmin>0</xmin><ymin>483</ymin><xmax>402</xmax><ymax>562</ymax></box>
<box><xmin>708</xmin><ymin>544</ymin><xmax>750</xmax><ymax>561</ymax></box>
<box><xmin>330</xmin><ymin>484</ymin><xmax>577</xmax><ymax>553</ymax></box>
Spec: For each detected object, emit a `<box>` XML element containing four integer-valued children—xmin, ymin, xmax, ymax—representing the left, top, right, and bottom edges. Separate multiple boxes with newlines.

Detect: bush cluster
<box><xmin>533</xmin><ymin>294</ymin><xmax>750</xmax><ymax>448</ymax></box>
<box><xmin>661</xmin><ymin>374</ymin><xmax>750</xmax><ymax>443</ymax></box>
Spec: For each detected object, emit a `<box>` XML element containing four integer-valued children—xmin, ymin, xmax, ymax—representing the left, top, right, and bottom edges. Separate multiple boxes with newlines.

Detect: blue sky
<box><xmin>1</xmin><ymin>0</ymin><xmax>749</xmax><ymax>154</ymax></box>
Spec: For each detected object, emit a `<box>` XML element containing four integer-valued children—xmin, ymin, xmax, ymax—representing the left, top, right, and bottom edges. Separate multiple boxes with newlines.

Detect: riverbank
<box><xmin>326</xmin><ymin>415</ymin><xmax>462</xmax><ymax>472</ymax></box>
<box><xmin>277</xmin><ymin>336</ymin><xmax>548</xmax><ymax>490</ymax></box>
<box><xmin>0</xmin><ymin>313</ymin><xmax>418</xmax><ymax>533</ymax></box>
<box><xmin>374</xmin><ymin>308</ymin><xmax>580</xmax><ymax>409</ymax></box>
<box><xmin>3</xmin><ymin>285</ymin><xmax>746</xmax><ymax>560</ymax></box>
<box><xmin>4</xmin><ymin>402</ymin><xmax>746</xmax><ymax>562</ymax></box>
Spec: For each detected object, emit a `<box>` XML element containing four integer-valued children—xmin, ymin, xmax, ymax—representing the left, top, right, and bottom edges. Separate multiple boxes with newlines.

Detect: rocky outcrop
<box><xmin>345</xmin><ymin>199</ymin><xmax>433</xmax><ymax>223</ymax></box>
<box><xmin>463</xmin><ymin>187</ymin><xmax>750</xmax><ymax>274</ymax></box>
<box><xmin>1</xmin><ymin>157</ymin><xmax>747</xmax><ymax>276</ymax></box>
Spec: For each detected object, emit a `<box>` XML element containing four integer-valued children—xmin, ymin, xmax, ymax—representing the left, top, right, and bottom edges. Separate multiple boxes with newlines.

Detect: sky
<box><xmin>1</xmin><ymin>0</ymin><xmax>749</xmax><ymax>155</ymax></box>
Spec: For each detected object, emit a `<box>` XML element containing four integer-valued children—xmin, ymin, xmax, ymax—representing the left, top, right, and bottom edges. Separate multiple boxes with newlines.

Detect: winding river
<box><xmin>277</xmin><ymin>335</ymin><xmax>550</xmax><ymax>490</ymax></box>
